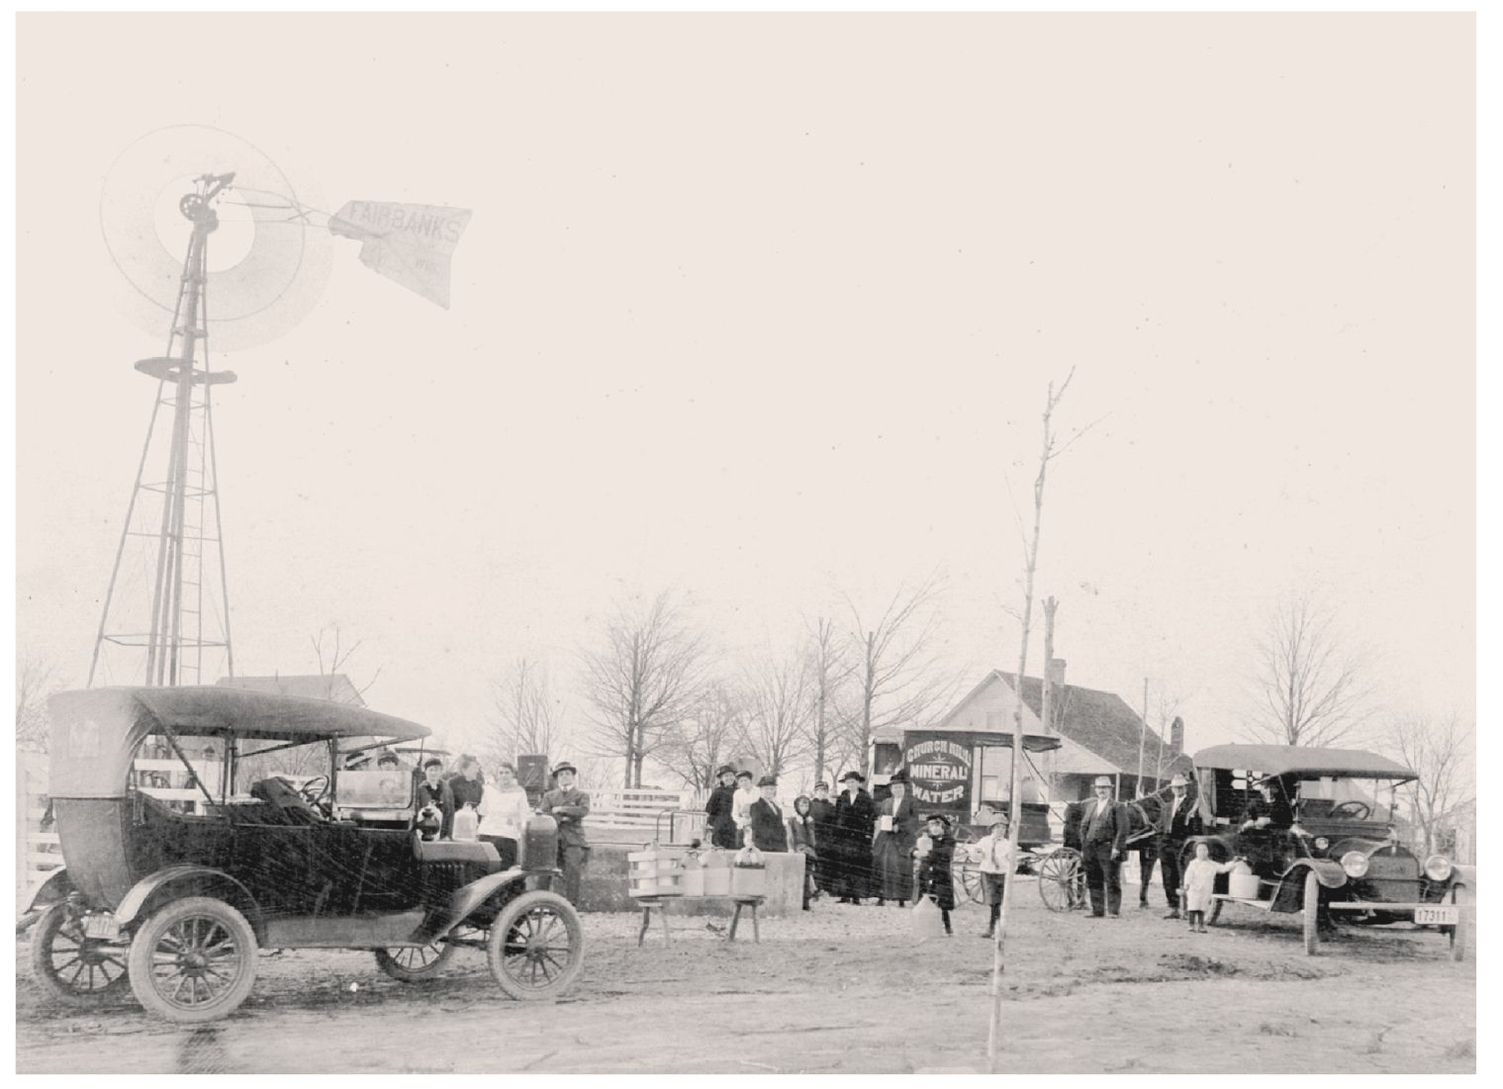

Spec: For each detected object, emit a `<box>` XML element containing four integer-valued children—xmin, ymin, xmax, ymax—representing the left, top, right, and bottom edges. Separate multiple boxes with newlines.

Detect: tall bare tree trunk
<box><xmin>988</xmin><ymin>372</ymin><xmax>1078</xmax><ymax>1071</ymax></box>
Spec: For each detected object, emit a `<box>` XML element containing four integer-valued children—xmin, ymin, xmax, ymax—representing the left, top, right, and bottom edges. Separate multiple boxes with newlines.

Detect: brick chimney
<box><xmin>1170</xmin><ymin>716</ymin><xmax>1185</xmax><ymax>754</ymax></box>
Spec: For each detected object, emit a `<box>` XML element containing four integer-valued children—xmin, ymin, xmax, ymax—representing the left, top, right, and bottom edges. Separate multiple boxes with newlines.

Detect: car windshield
<box><xmin>337</xmin><ymin>767</ymin><xmax>416</xmax><ymax>809</ymax></box>
<box><xmin>1296</xmin><ymin>777</ymin><xmax>1399</xmax><ymax>822</ymax></box>
<box><xmin>236</xmin><ymin>738</ymin><xmax>334</xmax><ymax>796</ymax></box>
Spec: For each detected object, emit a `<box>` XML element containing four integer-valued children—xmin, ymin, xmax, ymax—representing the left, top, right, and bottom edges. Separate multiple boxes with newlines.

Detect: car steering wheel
<box><xmin>296</xmin><ymin>774</ymin><xmax>330</xmax><ymax>807</ymax></box>
<box><xmin>1330</xmin><ymin>800</ymin><xmax>1370</xmax><ymax>820</ymax></box>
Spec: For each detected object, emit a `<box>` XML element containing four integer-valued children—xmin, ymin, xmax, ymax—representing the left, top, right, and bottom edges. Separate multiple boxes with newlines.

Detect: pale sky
<box><xmin>15</xmin><ymin>13</ymin><xmax>1475</xmax><ymax>765</ymax></box>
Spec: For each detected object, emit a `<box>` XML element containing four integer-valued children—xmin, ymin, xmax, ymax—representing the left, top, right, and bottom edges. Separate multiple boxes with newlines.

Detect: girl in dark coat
<box><xmin>916</xmin><ymin>813</ymin><xmax>957</xmax><ymax>935</ymax></box>
<box><xmin>704</xmin><ymin>766</ymin><xmax>740</xmax><ymax>849</ymax></box>
<box><xmin>788</xmin><ymin>795</ymin><xmax>818</xmax><ymax>910</ymax></box>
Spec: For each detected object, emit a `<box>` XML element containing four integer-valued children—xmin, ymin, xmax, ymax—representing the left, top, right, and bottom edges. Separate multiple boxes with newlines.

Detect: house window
<box><xmin>981</xmin><ymin>775</ymin><xmax>1004</xmax><ymax>803</ymax></box>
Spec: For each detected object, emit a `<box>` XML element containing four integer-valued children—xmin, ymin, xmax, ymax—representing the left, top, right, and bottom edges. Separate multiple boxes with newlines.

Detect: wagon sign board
<box><xmin>902</xmin><ymin>732</ymin><xmax>973</xmax><ymax>815</ymax></box>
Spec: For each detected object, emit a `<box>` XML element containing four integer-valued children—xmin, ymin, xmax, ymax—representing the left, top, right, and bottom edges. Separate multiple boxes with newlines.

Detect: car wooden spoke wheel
<box><xmin>30</xmin><ymin>903</ymin><xmax>130</xmax><ymax>1005</ymax></box>
<box><xmin>1037</xmin><ymin>848</ymin><xmax>1083</xmax><ymax>913</ymax></box>
<box><xmin>486</xmin><ymin>890</ymin><xmax>584</xmax><ymax>1001</ymax></box>
<box><xmin>374</xmin><ymin>940</ymin><xmax>456</xmax><ymax>982</ymax></box>
<box><xmin>127</xmin><ymin>897</ymin><xmax>258</xmax><ymax>1023</ymax></box>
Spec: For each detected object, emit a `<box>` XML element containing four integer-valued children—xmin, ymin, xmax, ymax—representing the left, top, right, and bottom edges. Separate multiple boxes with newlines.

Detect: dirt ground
<box><xmin>14</xmin><ymin>876</ymin><xmax>1475</xmax><ymax>1074</ymax></box>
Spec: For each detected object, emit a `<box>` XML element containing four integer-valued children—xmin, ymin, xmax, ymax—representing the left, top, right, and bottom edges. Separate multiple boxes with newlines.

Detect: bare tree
<box><xmin>841</xmin><ymin>573</ymin><xmax>959</xmax><ymax>766</ymax></box>
<box><xmin>739</xmin><ymin>649</ymin><xmax>814</xmax><ymax>779</ymax></box>
<box><xmin>486</xmin><ymin>657</ymin><xmax>560</xmax><ymax>769</ymax></box>
<box><xmin>1388</xmin><ymin>713</ymin><xmax>1473</xmax><ymax>859</ymax></box>
<box><xmin>657</xmin><ymin>681</ymin><xmax>744</xmax><ymax>791</ymax></box>
<box><xmin>1244</xmin><ymin>592</ymin><xmax>1372</xmax><ymax>748</ymax></box>
<box><xmin>801</xmin><ymin>616</ymin><xmax>852</xmax><ymax>784</ymax></box>
<box><xmin>16</xmin><ymin>656</ymin><xmax>58</xmax><ymax>752</ymax></box>
<box><xmin>310</xmin><ymin>623</ymin><xmax>383</xmax><ymax>700</ymax></box>
<box><xmin>581</xmin><ymin>591</ymin><xmax>710</xmax><ymax>787</ymax></box>
<box><xmin>990</xmin><ymin>369</ymin><xmax>1092</xmax><ymax>1069</ymax></box>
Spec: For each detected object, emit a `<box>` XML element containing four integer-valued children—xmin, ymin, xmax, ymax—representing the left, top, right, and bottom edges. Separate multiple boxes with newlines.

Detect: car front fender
<box><xmin>24</xmin><ymin>868</ymin><xmax>75</xmax><ymax>913</ymax></box>
<box><xmin>114</xmin><ymin>864</ymin><xmax>263</xmax><ymax>930</ymax></box>
<box><xmin>417</xmin><ymin>868</ymin><xmax>528</xmax><ymax>942</ymax></box>
<box><xmin>1269</xmin><ymin>858</ymin><xmax>1346</xmax><ymax>911</ymax></box>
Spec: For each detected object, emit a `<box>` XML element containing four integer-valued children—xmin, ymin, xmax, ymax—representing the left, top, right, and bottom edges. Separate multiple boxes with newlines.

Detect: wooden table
<box><xmin>634</xmin><ymin>895</ymin><xmax>767</xmax><ymax>945</ymax></box>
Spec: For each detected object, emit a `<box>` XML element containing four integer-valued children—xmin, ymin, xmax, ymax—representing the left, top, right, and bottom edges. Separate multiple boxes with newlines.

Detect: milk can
<box><xmin>452</xmin><ymin>805</ymin><xmax>480</xmax><ymax>841</ymax></box>
<box><xmin>730</xmin><ymin>842</ymin><xmax>767</xmax><ymax>898</ymax></box>
<box><xmin>679</xmin><ymin>848</ymin><xmax>706</xmax><ymax>897</ymax></box>
<box><xmin>701</xmin><ymin>847</ymin><xmax>733</xmax><ymax>896</ymax></box>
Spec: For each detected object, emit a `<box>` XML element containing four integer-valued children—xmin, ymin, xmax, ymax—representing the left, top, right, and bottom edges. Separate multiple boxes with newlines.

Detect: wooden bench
<box><xmin>635</xmin><ymin>896</ymin><xmax>766</xmax><ymax>945</ymax></box>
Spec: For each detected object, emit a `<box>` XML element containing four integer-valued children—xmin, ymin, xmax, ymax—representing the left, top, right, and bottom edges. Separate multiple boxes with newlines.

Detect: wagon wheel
<box><xmin>30</xmin><ymin>903</ymin><xmax>130</xmax><ymax>1005</ymax></box>
<box><xmin>1037</xmin><ymin>849</ymin><xmax>1083</xmax><ymax>913</ymax></box>
<box><xmin>486</xmin><ymin>890</ymin><xmax>585</xmax><ymax>1001</ymax></box>
<box><xmin>127</xmin><ymin>896</ymin><xmax>258</xmax><ymax>1023</ymax></box>
<box><xmin>374</xmin><ymin>939</ymin><xmax>456</xmax><ymax>982</ymax></box>
<box><xmin>952</xmin><ymin>862</ymin><xmax>985</xmax><ymax>905</ymax></box>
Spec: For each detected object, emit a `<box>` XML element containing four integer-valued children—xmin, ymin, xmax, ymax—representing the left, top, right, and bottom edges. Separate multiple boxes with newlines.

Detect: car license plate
<box><xmin>83</xmin><ymin>915</ymin><xmax>121</xmax><ymax>940</ymax></box>
<box><xmin>1414</xmin><ymin>905</ymin><xmax>1458</xmax><ymax>926</ymax></box>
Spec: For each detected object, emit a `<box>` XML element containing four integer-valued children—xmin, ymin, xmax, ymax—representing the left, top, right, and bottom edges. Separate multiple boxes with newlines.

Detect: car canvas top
<box><xmin>1192</xmin><ymin>743</ymin><xmax>1416</xmax><ymax>782</ymax></box>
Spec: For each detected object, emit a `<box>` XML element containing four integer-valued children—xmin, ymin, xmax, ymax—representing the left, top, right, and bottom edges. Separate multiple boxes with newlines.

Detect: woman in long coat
<box><xmin>832</xmin><ymin>771</ymin><xmax>876</xmax><ymax>903</ymax></box>
<box><xmin>870</xmin><ymin>771</ymin><xmax>919</xmax><ymax>905</ymax></box>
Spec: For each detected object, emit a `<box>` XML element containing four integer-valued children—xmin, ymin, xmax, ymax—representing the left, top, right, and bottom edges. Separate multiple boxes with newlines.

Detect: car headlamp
<box><xmin>1314</xmin><ymin>836</ymin><xmax>1330</xmax><ymax>851</ymax></box>
<box><xmin>1423</xmin><ymin>854</ymin><xmax>1453</xmax><ymax>882</ymax></box>
<box><xmin>1340</xmin><ymin>851</ymin><xmax>1369</xmax><ymax>878</ymax></box>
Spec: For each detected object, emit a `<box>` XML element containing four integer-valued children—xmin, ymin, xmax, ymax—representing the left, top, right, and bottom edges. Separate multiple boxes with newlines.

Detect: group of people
<box><xmin>702</xmin><ymin>766</ymin><xmax>972</xmax><ymax>933</ymax></box>
<box><xmin>1064</xmin><ymin>772</ymin><xmax>1246</xmax><ymax>933</ymax></box>
<box><xmin>345</xmin><ymin>749</ymin><xmax>593</xmax><ymax>904</ymax></box>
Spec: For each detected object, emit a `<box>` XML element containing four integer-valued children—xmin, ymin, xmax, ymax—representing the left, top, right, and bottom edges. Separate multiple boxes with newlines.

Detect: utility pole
<box><xmin>1135</xmin><ymin>677</ymin><xmax>1149</xmax><ymax>796</ymax></box>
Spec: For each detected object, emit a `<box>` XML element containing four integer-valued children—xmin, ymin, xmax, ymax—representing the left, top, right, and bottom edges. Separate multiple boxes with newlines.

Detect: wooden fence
<box><xmin>583</xmin><ymin>787</ymin><xmax>708</xmax><ymax>845</ymax></box>
<box><xmin>16</xmin><ymin>752</ymin><xmax>62</xmax><ymax>905</ymax></box>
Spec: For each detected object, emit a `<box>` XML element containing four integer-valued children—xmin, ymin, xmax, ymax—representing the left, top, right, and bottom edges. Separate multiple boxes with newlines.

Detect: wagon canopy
<box><xmin>1192</xmin><ymin>744</ymin><xmax>1416</xmax><ymax>781</ymax></box>
<box><xmin>48</xmin><ymin>686</ymin><xmax>430</xmax><ymax>799</ymax></box>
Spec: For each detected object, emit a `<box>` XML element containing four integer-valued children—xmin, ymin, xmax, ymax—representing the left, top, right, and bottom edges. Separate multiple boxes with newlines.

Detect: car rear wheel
<box><xmin>1302</xmin><ymin>870</ymin><xmax>1321</xmax><ymax>956</ymax></box>
<box><xmin>127</xmin><ymin>897</ymin><xmax>258</xmax><ymax>1023</ymax></box>
<box><xmin>486</xmin><ymin>890</ymin><xmax>584</xmax><ymax>1000</ymax></box>
<box><xmin>30</xmin><ymin>903</ymin><xmax>130</xmax><ymax>1005</ymax></box>
<box><xmin>374</xmin><ymin>940</ymin><xmax>455</xmax><ymax>981</ymax></box>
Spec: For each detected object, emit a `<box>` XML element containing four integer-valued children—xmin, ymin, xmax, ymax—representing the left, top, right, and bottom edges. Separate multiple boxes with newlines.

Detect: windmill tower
<box><xmin>87</xmin><ymin>124</ymin><xmax>470</xmax><ymax>688</ymax></box>
<box><xmin>90</xmin><ymin>173</ymin><xmax>239</xmax><ymax>687</ymax></box>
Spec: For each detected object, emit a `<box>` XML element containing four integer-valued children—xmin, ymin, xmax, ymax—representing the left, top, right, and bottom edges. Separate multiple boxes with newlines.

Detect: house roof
<box><xmin>998</xmin><ymin>671</ymin><xmax>1193</xmax><ymax>779</ymax></box>
<box><xmin>216</xmin><ymin>673</ymin><xmax>366</xmax><ymax>707</ymax></box>
<box><xmin>1193</xmin><ymin>744</ymin><xmax>1416</xmax><ymax>781</ymax></box>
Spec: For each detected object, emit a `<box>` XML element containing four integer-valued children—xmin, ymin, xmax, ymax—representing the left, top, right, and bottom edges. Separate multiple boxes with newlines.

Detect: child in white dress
<box><xmin>1181</xmin><ymin>842</ymin><xmax>1241</xmax><ymax>932</ymax></box>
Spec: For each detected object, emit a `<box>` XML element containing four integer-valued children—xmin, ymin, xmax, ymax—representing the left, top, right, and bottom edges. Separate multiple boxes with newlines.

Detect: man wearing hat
<box><xmin>1156</xmin><ymin>773</ymin><xmax>1201</xmax><ymax>919</ymax></box>
<box><xmin>704</xmin><ymin>765</ymin><xmax>740</xmax><ymax>849</ymax></box>
<box><xmin>748</xmin><ymin>775</ymin><xmax>789</xmax><ymax>852</ymax></box>
<box><xmin>832</xmin><ymin>770</ymin><xmax>876</xmax><ymax>903</ymax></box>
<box><xmin>1079</xmin><ymin>776</ymin><xmax>1130</xmax><ymax>918</ymax></box>
<box><xmin>871</xmin><ymin>769</ymin><xmax>919</xmax><ymax>906</ymax></box>
<box><xmin>541</xmin><ymin>762</ymin><xmax>591</xmax><ymax>904</ymax></box>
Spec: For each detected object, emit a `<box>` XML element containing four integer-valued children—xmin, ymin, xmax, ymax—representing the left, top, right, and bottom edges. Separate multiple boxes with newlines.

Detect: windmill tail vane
<box><xmin>225</xmin><ymin>187</ymin><xmax>472</xmax><ymax>308</ymax></box>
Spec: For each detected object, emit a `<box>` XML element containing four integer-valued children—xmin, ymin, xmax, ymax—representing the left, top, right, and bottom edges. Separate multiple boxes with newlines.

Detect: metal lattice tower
<box><xmin>90</xmin><ymin>174</ymin><xmax>238</xmax><ymax>688</ymax></box>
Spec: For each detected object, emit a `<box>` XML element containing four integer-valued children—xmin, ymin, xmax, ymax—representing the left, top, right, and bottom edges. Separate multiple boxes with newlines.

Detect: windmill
<box><xmin>88</xmin><ymin>124</ymin><xmax>471</xmax><ymax>688</ymax></box>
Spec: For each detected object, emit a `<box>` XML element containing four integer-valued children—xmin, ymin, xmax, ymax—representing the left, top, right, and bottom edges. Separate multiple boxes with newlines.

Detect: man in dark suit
<box><xmin>748</xmin><ymin>775</ymin><xmax>789</xmax><ymax>852</ymax></box>
<box><xmin>1156</xmin><ymin>773</ymin><xmax>1202</xmax><ymax>919</ymax></box>
<box><xmin>1079</xmin><ymin>776</ymin><xmax>1130</xmax><ymax>917</ymax></box>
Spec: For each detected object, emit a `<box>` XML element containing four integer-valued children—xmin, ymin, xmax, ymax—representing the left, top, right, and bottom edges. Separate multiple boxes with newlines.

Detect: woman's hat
<box><xmin>422</xmin><ymin>757</ymin><xmax>444</xmax><ymax>770</ymax></box>
<box><xmin>736</xmin><ymin>770</ymin><xmax>754</xmax><ymax>782</ymax></box>
<box><xmin>888</xmin><ymin>769</ymin><xmax>909</xmax><ymax>785</ymax></box>
<box><xmin>926</xmin><ymin>813</ymin><xmax>953</xmax><ymax>827</ymax></box>
<box><xmin>814</xmin><ymin>781</ymin><xmax>830</xmax><ymax>792</ymax></box>
<box><xmin>552</xmin><ymin>761</ymin><xmax>577</xmax><ymax>777</ymax></box>
<box><xmin>839</xmin><ymin>770</ymin><xmax>865</xmax><ymax>784</ymax></box>
<box><xmin>716</xmin><ymin>765</ymin><xmax>736</xmax><ymax>777</ymax></box>
<box><xmin>758</xmin><ymin>775</ymin><xmax>777</xmax><ymax>787</ymax></box>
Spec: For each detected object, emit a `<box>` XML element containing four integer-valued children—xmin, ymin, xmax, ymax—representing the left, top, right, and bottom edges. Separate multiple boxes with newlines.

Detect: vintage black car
<box><xmin>27</xmin><ymin>686</ymin><xmax>584</xmax><ymax>1022</ymax></box>
<box><xmin>1183</xmin><ymin>743</ymin><xmax>1472</xmax><ymax>957</ymax></box>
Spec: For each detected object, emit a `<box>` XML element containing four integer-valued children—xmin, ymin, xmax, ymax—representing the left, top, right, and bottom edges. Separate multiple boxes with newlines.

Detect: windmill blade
<box><xmin>328</xmin><ymin>201</ymin><xmax>472</xmax><ymax>308</ymax></box>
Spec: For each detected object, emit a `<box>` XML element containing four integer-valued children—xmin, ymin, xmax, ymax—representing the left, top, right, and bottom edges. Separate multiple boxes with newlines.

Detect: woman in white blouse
<box><xmin>480</xmin><ymin>761</ymin><xmax>533</xmax><ymax>868</ymax></box>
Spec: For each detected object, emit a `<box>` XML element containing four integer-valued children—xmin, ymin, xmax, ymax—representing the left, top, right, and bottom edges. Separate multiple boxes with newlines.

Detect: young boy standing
<box><xmin>972</xmin><ymin>805</ymin><xmax>1012</xmax><ymax>939</ymax></box>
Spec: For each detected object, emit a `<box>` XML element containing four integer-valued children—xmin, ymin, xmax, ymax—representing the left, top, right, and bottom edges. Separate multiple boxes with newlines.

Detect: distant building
<box><xmin>873</xmin><ymin>659</ymin><xmax>1191</xmax><ymax>811</ymax></box>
